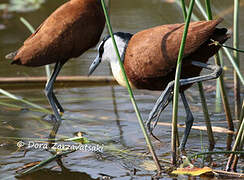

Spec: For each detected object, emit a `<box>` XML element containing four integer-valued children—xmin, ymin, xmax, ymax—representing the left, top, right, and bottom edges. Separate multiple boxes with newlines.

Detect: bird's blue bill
<box><xmin>88</xmin><ymin>55</ymin><xmax>101</xmax><ymax>76</ymax></box>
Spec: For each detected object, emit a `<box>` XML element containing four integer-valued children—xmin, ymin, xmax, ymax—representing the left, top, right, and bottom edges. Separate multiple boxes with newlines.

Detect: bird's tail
<box><xmin>211</xmin><ymin>27</ymin><xmax>231</xmax><ymax>44</ymax></box>
<box><xmin>5</xmin><ymin>51</ymin><xmax>18</xmax><ymax>60</ymax></box>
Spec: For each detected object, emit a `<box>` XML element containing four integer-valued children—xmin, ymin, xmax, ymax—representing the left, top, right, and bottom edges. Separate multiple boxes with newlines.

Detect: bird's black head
<box><xmin>88</xmin><ymin>32</ymin><xmax>133</xmax><ymax>76</ymax></box>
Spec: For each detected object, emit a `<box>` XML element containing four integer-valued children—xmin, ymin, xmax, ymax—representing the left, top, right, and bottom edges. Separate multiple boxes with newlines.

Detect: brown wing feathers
<box><xmin>124</xmin><ymin>18</ymin><xmax>229</xmax><ymax>90</ymax></box>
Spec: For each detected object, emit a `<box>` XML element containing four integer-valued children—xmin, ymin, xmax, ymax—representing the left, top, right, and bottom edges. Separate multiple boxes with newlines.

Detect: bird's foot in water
<box><xmin>42</xmin><ymin>114</ymin><xmax>60</xmax><ymax>124</ymax></box>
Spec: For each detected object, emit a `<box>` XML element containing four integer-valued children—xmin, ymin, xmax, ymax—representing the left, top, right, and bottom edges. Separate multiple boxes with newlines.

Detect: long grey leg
<box><xmin>179</xmin><ymin>92</ymin><xmax>194</xmax><ymax>150</ymax></box>
<box><xmin>146</xmin><ymin>61</ymin><xmax>222</xmax><ymax>144</ymax></box>
<box><xmin>52</xmin><ymin>92</ymin><xmax>64</xmax><ymax>113</ymax></box>
<box><xmin>48</xmin><ymin>121</ymin><xmax>61</xmax><ymax>146</ymax></box>
<box><xmin>146</xmin><ymin>85</ymin><xmax>173</xmax><ymax>133</ymax></box>
<box><xmin>45</xmin><ymin>61</ymin><xmax>64</xmax><ymax>122</ymax></box>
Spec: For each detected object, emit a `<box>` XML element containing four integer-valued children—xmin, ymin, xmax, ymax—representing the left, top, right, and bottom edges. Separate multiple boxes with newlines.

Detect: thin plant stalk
<box><xmin>172</xmin><ymin>0</ymin><xmax>195</xmax><ymax>165</ymax></box>
<box><xmin>240</xmin><ymin>101</ymin><xmax>244</xmax><ymax>123</ymax></box>
<box><xmin>20</xmin><ymin>17</ymin><xmax>51</xmax><ymax>79</ymax></box>
<box><xmin>240</xmin><ymin>103</ymin><xmax>244</xmax><ymax>146</ymax></box>
<box><xmin>192</xmin><ymin>2</ymin><xmax>244</xmax><ymax>86</ymax></box>
<box><xmin>180</xmin><ymin>0</ymin><xmax>215</xmax><ymax>153</ymax></box>
<box><xmin>218</xmin><ymin>44</ymin><xmax>244</xmax><ymax>53</ymax></box>
<box><xmin>198</xmin><ymin>83</ymin><xmax>215</xmax><ymax>150</ymax></box>
<box><xmin>175</xmin><ymin>1</ymin><xmax>198</xmax><ymax>21</ymax></box>
<box><xmin>223</xmin><ymin>47</ymin><xmax>244</xmax><ymax>86</ymax></box>
<box><xmin>204</xmin><ymin>0</ymin><xmax>212</xmax><ymax>19</ymax></box>
<box><xmin>196</xmin><ymin>0</ymin><xmax>222</xmax><ymax>109</ymax></box>
<box><xmin>233</xmin><ymin>0</ymin><xmax>241</xmax><ymax>119</ymax></box>
<box><xmin>216</xmin><ymin>53</ymin><xmax>234</xmax><ymax>150</ymax></box>
<box><xmin>190</xmin><ymin>150</ymin><xmax>244</xmax><ymax>160</ymax></box>
<box><xmin>204</xmin><ymin>0</ymin><xmax>234</xmax><ymax>150</ymax></box>
<box><xmin>0</xmin><ymin>88</ymin><xmax>51</xmax><ymax>114</ymax></box>
<box><xmin>100</xmin><ymin>0</ymin><xmax>162</xmax><ymax>172</ymax></box>
<box><xmin>226</xmin><ymin>116</ymin><xmax>244</xmax><ymax>171</ymax></box>
<box><xmin>19</xmin><ymin>150</ymin><xmax>75</xmax><ymax>176</ymax></box>
<box><xmin>231</xmin><ymin>101</ymin><xmax>244</xmax><ymax>170</ymax></box>
<box><xmin>195</xmin><ymin>0</ymin><xmax>208</xmax><ymax>20</ymax></box>
<box><xmin>180</xmin><ymin>0</ymin><xmax>187</xmax><ymax>20</ymax></box>
<box><xmin>202</xmin><ymin>0</ymin><xmax>222</xmax><ymax>111</ymax></box>
<box><xmin>215</xmin><ymin>50</ymin><xmax>224</xmax><ymax>112</ymax></box>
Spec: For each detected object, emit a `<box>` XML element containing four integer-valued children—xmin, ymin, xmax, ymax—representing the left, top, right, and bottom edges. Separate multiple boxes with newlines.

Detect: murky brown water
<box><xmin>0</xmin><ymin>0</ymin><xmax>244</xmax><ymax>179</ymax></box>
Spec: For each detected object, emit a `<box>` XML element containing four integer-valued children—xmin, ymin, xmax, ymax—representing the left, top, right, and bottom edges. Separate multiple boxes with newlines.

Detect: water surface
<box><xmin>0</xmin><ymin>0</ymin><xmax>244</xmax><ymax>179</ymax></box>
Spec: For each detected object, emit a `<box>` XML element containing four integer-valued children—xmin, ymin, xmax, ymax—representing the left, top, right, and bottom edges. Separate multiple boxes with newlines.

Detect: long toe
<box><xmin>43</xmin><ymin>114</ymin><xmax>61</xmax><ymax>124</ymax></box>
<box><xmin>145</xmin><ymin>118</ymin><xmax>152</xmax><ymax>134</ymax></box>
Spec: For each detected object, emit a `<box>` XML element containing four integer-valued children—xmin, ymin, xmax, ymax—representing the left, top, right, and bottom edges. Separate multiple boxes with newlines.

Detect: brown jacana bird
<box><xmin>6</xmin><ymin>0</ymin><xmax>105</xmax><ymax>122</ymax></box>
<box><xmin>88</xmin><ymin>18</ymin><xmax>230</xmax><ymax>150</ymax></box>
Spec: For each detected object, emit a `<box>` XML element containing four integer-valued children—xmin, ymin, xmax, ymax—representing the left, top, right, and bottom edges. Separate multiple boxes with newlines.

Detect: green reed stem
<box><xmin>215</xmin><ymin>50</ymin><xmax>224</xmax><ymax>112</ymax></box>
<box><xmin>233</xmin><ymin>0</ymin><xmax>241</xmax><ymax>119</ymax></box>
<box><xmin>190</xmin><ymin>150</ymin><xmax>244</xmax><ymax>160</ymax></box>
<box><xmin>186</xmin><ymin>0</ymin><xmax>215</xmax><ymax>149</ymax></box>
<box><xmin>198</xmin><ymin>83</ymin><xmax>215</xmax><ymax>150</ymax></box>
<box><xmin>221</xmin><ymin>44</ymin><xmax>244</xmax><ymax>53</ymax></box>
<box><xmin>195</xmin><ymin>0</ymin><xmax>208</xmax><ymax>20</ymax></box>
<box><xmin>240</xmin><ymin>101</ymin><xmax>244</xmax><ymax>123</ymax></box>
<box><xmin>239</xmin><ymin>102</ymin><xmax>244</xmax><ymax>146</ymax></box>
<box><xmin>223</xmin><ymin>48</ymin><xmax>244</xmax><ymax>86</ymax></box>
<box><xmin>204</xmin><ymin>0</ymin><xmax>212</xmax><ymax>19</ymax></box>
<box><xmin>180</xmin><ymin>0</ymin><xmax>187</xmax><ymax>20</ymax></box>
<box><xmin>179</xmin><ymin>0</ymin><xmax>215</xmax><ymax>154</ymax></box>
<box><xmin>226</xmin><ymin>116</ymin><xmax>244</xmax><ymax>171</ymax></box>
<box><xmin>172</xmin><ymin>0</ymin><xmax>195</xmax><ymax>165</ymax></box>
<box><xmin>193</xmin><ymin>2</ymin><xmax>244</xmax><ymax>86</ymax></box>
<box><xmin>19</xmin><ymin>151</ymin><xmax>75</xmax><ymax>176</ymax></box>
<box><xmin>193</xmin><ymin>0</ymin><xmax>221</xmax><ymax>112</ymax></box>
<box><xmin>0</xmin><ymin>88</ymin><xmax>51</xmax><ymax>114</ymax></box>
<box><xmin>204</xmin><ymin>0</ymin><xmax>234</xmax><ymax>150</ymax></box>
<box><xmin>20</xmin><ymin>17</ymin><xmax>35</xmax><ymax>33</ymax></box>
<box><xmin>176</xmin><ymin>1</ymin><xmax>198</xmax><ymax>21</ymax></box>
<box><xmin>216</xmin><ymin>49</ymin><xmax>234</xmax><ymax>150</ymax></box>
<box><xmin>197</xmin><ymin>0</ymin><xmax>221</xmax><ymax>111</ymax></box>
<box><xmin>20</xmin><ymin>17</ymin><xmax>51</xmax><ymax>79</ymax></box>
<box><xmin>100</xmin><ymin>0</ymin><xmax>162</xmax><ymax>172</ymax></box>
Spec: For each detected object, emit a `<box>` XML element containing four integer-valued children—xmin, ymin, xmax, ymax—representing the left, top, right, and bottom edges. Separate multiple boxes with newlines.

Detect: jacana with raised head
<box><xmin>6</xmin><ymin>0</ymin><xmax>105</xmax><ymax>122</ymax></box>
<box><xmin>88</xmin><ymin>18</ymin><xmax>230</xmax><ymax>150</ymax></box>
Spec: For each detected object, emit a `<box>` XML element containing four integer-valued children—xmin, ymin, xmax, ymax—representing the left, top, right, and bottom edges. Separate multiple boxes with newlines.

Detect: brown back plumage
<box><xmin>124</xmin><ymin>18</ymin><xmax>230</xmax><ymax>90</ymax></box>
<box><xmin>9</xmin><ymin>0</ymin><xmax>105</xmax><ymax>66</ymax></box>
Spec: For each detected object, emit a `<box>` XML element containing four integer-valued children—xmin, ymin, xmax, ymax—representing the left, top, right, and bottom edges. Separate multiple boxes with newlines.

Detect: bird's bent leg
<box><xmin>179</xmin><ymin>61</ymin><xmax>222</xmax><ymax>86</ymax></box>
<box><xmin>45</xmin><ymin>61</ymin><xmax>64</xmax><ymax>122</ymax></box>
<box><xmin>146</xmin><ymin>61</ymin><xmax>222</xmax><ymax>140</ymax></box>
<box><xmin>52</xmin><ymin>92</ymin><xmax>64</xmax><ymax>114</ymax></box>
<box><xmin>48</xmin><ymin>121</ymin><xmax>61</xmax><ymax>146</ymax></box>
<box><xmin>179</xmin><ymin>92</ymin><xmax>194</xmax><ymax>151</ymax></box>
<box><xmin>146</xmin><ymin>82</ymin><xmax>174</xmax><ymax>134</ymax></box>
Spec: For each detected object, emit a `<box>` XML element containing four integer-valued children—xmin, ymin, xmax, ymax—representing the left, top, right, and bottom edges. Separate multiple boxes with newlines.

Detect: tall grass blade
<box><xmin>223</xmin><ymin>48</ymin><xmax>244</xmax><ymax>86</ymax></box>
<box><xmin>100</xmin><ymin>0</ymin><xmax>162</xmax><ymax>172</ymax></box>
<box><xmin>193</xmin><ymin>1</ymin><xmax>244</xmax><ymax>86</ymax></box>
<box><xmin>172</xmin><ymin>0</ymin><xmax>195</xmax><ymax>165</ymax></box>
<box><xmin>195</xmin><ymin>0</ymin><xmax>208</xmax><ymax>19</ymax></box>
<box><xmin>198</xmin><ymin>83</ymin><xmax>215</xmax><ymax>150</ymax></box>
<box><xmin>233</xmin><ymin>0</ymin><xmax>241</xmax><ymax>119</ymax></box>
<box><xmin>18</xmin><ymin>151</ymin><xmax>75</xmax><ymax>176</ymax></box>
<box><xmin>0</xmin><ymin>88</ymin><xmax>51</xmax><ymax>114</ymax></box>
<box><xmin>204</xmin><ymin>0</ymin><xmax>234</xmax><ymax>151</ymax></box>
<box><xmin>226</xmin><ymin>116</ymin><xmax>244</xmax><ymax>171</ymax></box>
<box><xmin>180</xmin><ymin>0</ymin><xmax>187</xmax><ymax>20</ymax></box>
